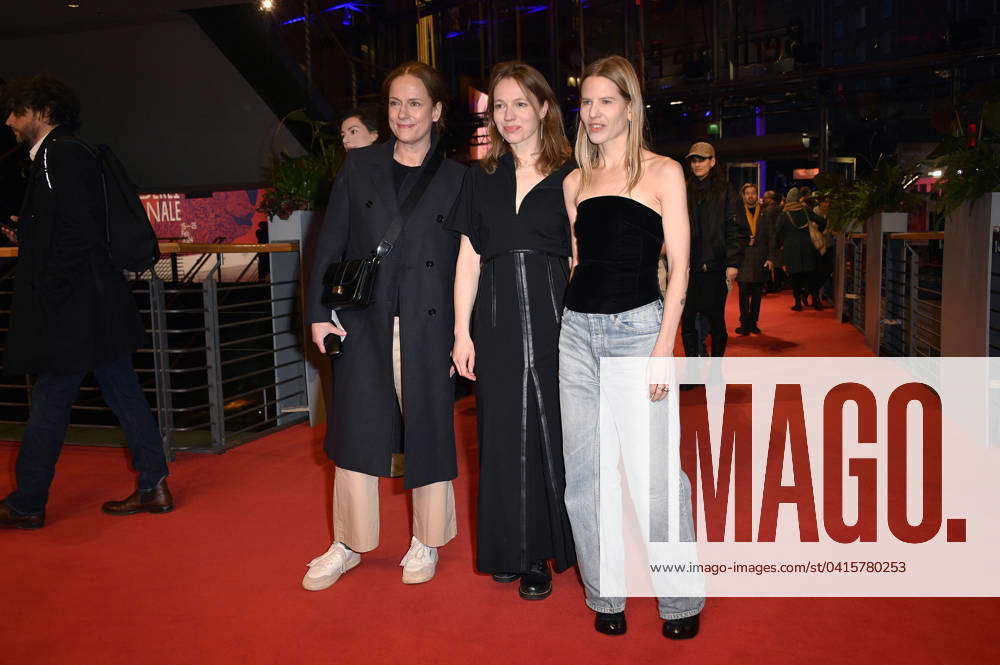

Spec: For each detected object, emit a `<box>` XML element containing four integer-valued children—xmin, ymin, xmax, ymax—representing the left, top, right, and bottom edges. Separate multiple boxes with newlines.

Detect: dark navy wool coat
<box><xmin>307</xmin><ymin>137</ymin><xmax>466</xmax><ymax>489</ymax></box>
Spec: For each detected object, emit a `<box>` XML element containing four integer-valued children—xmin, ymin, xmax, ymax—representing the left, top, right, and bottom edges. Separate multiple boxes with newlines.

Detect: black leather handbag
<box><xmin>321</xmin><ymin>146</ymin><xmax>444</xmax><ymax>311</ymax></box>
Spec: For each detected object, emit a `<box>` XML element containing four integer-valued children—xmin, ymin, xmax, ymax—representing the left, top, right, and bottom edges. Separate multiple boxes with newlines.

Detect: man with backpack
<box><xmin>0</xmin><ymin>75</ymin><xmax>172</xmax><ymax>529</ymax></box>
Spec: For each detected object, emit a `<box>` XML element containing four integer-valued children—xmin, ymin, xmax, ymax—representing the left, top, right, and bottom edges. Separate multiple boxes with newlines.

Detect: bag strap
<box><xmin>374</xmin><ymin>144</ymin><xmax>445</xmax><ymax>259</ymax></box>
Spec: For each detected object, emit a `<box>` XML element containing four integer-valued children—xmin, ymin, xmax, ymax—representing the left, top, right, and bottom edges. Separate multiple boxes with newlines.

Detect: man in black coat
<box><xmin>734</xmin><ymin>182</ymin><xmax>777</xmax><ymax>335</ymax></box>
<box><xmin>0</xmin><ymin>75</ymin><xmax>171</xmax><ymax>529</ymax></box>
<box><xmin>681</xmin><ymin>142</ymin><xmax>748</xmax><ymax>358</ymax></box>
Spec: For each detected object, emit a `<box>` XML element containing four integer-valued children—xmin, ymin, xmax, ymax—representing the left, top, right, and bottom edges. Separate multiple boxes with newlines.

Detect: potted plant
<box><xmin>814</xmin><ymin>158</ymin><xmax>923</xmax><ymax>233</ymax></box>
<box><xmin>259</xmin><ymin>110</ymin><xmax>343</xmax><ymax>221</ymax></box>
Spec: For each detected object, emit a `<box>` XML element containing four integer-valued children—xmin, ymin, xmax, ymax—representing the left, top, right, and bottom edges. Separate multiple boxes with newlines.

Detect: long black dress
<box><xmin>446</xmin><ymin>153</ymin><xmax>577</xmax><ymax>575</ymax></box>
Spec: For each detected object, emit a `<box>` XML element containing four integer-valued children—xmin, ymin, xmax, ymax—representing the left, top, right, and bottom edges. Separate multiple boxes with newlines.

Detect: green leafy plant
<box><xmin>929</xmin><ymin>98</ymin><xmax>1000</xmax><ymax>216</ymax></box>
<box><xmin>814</xmin><ymin>158</ymin><xmax>923</xmax><ymax>232</ymax></box>
<box><xmin>259</xmin><ymin>110</ymin><xmax>343</xmax><ymax>219</ymax></box>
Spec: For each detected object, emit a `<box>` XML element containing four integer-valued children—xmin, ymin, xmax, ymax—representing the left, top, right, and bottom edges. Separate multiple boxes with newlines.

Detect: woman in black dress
<box><xmin>448</xmin><ymin>61</ymin><xmax>576</xmax><ymax>600</ymax></box>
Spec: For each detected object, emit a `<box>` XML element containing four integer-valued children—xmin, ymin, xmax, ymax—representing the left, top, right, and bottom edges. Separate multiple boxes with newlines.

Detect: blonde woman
<box><xmin>559</xmin><ymin>56</ymin><xmax>704</xmax><ymax>638</ymax></box>
<box><xmin>448</xmin><ymin>62</ymin><xmax>576</xmax><ymax>600</ymax></box>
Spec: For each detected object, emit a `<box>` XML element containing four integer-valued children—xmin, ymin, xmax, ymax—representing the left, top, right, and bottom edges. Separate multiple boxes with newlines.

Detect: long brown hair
<box><xmin>382</xmin><ymin>61</ymin><xmax>448</xmax><ymax>130</ymax></box>
<box><xmin>574</xmin><ymin>55</ymin><xmax>648</xmax><ymax>197</ymax></box>
<box><xmin>481</xmin><ymin>61</ymin><xmax>571</xmax><ymax>176</ymax></box>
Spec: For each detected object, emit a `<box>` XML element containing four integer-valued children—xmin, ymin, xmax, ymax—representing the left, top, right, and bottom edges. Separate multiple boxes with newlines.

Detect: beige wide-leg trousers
<box><xmin>332</xmin><ymin>317</ymin><xmax>457</xmax><ymax>552</ymax></box>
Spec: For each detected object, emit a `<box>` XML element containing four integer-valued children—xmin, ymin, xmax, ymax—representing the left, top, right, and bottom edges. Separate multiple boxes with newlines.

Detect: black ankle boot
<box><xmin>518</xmin><ymin>560</ymin><xmax>552</xmax><ymax>600</ymax></box>
<box><xmin>662</xmin><ymin>613</ymin><xmax>700</xmax><ymax>640</ymax></box>
<box><xmin>595</xmin><ymin>611</ymin><xmax>627</xmax><ymax>635</ymax></box>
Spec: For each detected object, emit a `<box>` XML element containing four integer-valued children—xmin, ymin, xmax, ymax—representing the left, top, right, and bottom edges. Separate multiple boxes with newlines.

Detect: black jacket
<box><xmin>736</xmin><ymin>204</ymin><xmax>779</xmax><ymax>284</ymax></box>
<box><xmin>307</xmin><ymin>138</ymin><xmax>467</xmax><ymax>488</ymax></box>
<box><xmin>3</xmin><ymin>127</ymin><xmax>144</xmax><ymax>375</ymax></box>
<box><xmin>687</xmin><ymin>176</ymin><xmax>748</xmax><ymax>271</ymax></box>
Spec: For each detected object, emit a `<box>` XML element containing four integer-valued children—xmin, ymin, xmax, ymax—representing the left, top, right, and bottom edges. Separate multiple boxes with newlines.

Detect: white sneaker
<box><xmin>399</xmin><ymin>536</ymin><xmax>438</xmax><ymax>584</ymax></box>
<box><xmin>302</xmin><ymin>542</ymin><xmax>360</xmax><ymax>591</ymax></box>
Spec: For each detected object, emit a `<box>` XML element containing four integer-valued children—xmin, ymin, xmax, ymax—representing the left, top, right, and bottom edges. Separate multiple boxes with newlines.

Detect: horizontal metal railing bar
<box><xmin>888</xmin><ymin>232</ymin><xmax>945</xmax><ymax>240</ymax></box>
<box><xmin>226</xmin><ymin>414</ymin><xmax>288</xmax><ymax>438</ymax></box>
<box><xmin>163</xmin><ymin>365</ymin><xmax>210</xmax><ymax>375</ymax></box>
<box><xmin>216</xmin><ymin>296</ymin><xmax>296</xmax><ymax>310</ymax></box>
<box><xmin>913</xmin><ymin>322</ymin><xmax>941</xmax><ymax>337</ymax></box>
<box><xmin>223</xmin><ymin>376</ymin><xmax>300</xmax><ymax>403</ymax></box>
<box><xmin>161</xmin><ymin>347</ymin><xmax>210</xmax><ymax>355</ymax></box>
<box><xmin>219</xmin><ymin>344</ymin><xmax>300</xmax><ymax>367</ymax></box>
<box><xmin>223</xmin><ymin>391</ymin><xmax>305</xmax><ymax>421</ymax></box>
<box><xmin>220</xmin><ymin>360</ymin><xmax>303</xmax><ymax>385</ymax></box>
<box><xmin>161</xmin><ymin>383</ymin><xmax>210</xmax><ymax>395</ymax></box>
<box><xmin>218</xmin><ymin>331</ymin><xmax>292</xmax><ymax>348</ymax></box>
<box><xmin>218</xmin><ymin>314</ymin><xmax>293</xmax><ymax>329</ymax></box>
<box><xmin>167</xmin><ymin>422</ymin><xmax>213</xmax><ymax>432</ymax></box>
<box><xmin>217</xmin><ymin>279</ymin><xmax>298</xmax><ymax>290</ymax></box>
<box><xmin>157</xmin><ymin>327</ymin><xmax>209</xmax><ymax>334</ymax></box>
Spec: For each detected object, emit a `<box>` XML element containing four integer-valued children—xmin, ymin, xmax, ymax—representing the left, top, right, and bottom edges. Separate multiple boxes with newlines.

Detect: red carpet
<box><xmin>1</xmin><ymin>290</ymin><xmax>997</xmax><ymax>665</ymax></box>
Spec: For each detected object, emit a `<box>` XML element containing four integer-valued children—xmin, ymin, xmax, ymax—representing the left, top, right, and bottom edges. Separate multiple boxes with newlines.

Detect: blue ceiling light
<box><xmin>520</xmin><ymin>5</ymin><xmax>548</xmax><ymax>14</ymax></box>
<box><xmin>445</xmin><ymin>30</ymin><xmax>465</xmax><ymax>39</ymax></box>
<box><xmin>281</xmin><ymin>2</ymin><xmax>367</xmax><ymax>25</ymax></box>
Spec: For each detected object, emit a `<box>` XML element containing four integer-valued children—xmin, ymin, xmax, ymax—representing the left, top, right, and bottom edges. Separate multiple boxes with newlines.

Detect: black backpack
<box><xmin>51</xmin><ymin>138</ymin><xmax>160</xmax><ymax>272</ymax></box>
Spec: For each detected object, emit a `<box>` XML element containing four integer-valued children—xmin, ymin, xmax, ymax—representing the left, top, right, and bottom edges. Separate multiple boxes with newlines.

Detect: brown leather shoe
<box><xmin>0</xmin><ymin>502</ymin><xmax>44</xmax><ymax>529</ymax></box>
<box><xmin>102</xmin><ymin>479</ymin><xmax>174</xmax><ymax>516</ymax></box>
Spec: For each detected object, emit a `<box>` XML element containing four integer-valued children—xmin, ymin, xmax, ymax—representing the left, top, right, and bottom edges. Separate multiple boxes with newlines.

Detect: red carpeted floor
<box><xmin>2</xmin><ymin>290</ymin><xmax>997</xmax><ymax>665</ymax></box>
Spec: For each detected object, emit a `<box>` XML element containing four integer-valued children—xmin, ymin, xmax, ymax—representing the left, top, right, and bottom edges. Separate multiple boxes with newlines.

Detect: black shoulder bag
<box><xmin>321</xmin><ymin>146</ymin><xmax>445</xmax><ymax>310</ymax></box>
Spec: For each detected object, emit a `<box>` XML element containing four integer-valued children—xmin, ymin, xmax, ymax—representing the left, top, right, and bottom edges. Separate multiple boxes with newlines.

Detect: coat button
<box><xmin>425</xmin><ymin>260</ymin><xmax>434</xmax><ymax>267</ymax></box>
<box><xmin>436</xmin><ymin>214</ymin><xmax>444</xmax><ymax>223</ymax></box>
<box><xmin>366</xmin><ymin>200</ymin><xmax>374</xmax><ymax>208</ymax></box>
<box><xmin>428</xmin><ymin>308</ymin><xmax>437</xmax><ymax>316</ymax></box>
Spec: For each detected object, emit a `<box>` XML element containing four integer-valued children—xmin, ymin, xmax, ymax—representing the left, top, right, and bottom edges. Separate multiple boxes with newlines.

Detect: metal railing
<box><xmin>879</xmin><ymin>233</ymin><xmax>944</xmax><ymax>357</ymax></box>
<box><xmin>991</xmin><ymin>245</ymin><xmax>1000</xmax><ymax>357</ymax></box>
<box><xmin>0</xmin><ymin>242</ymin><xmax>307</xmax><ymax>455</ymax></box>
<box><xmin>842</xmin><ymin>232</ymin><xmax>867</xmax><ymax>334</ymax></box>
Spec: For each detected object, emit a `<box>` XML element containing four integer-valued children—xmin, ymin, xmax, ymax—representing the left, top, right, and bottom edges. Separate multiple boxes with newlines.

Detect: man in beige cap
<box><xmin>681</xmin><ymin>141</ymin><xmax>747</xmax><ymax>360</ymax></box>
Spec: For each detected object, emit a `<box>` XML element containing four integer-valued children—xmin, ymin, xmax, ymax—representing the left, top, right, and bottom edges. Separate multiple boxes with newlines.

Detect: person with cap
<box><xmin>734</xmin><ymin>182</ymin><xmax>777</xmax><ymax>335</ymax></box>
<box><xmin>775</xmin><ymin>186</ymin><xmax>826</xmax><ymax>311</ymax></box>
<box><xmin>681</xmin><ymin>141</ymin><xmax>747</xmax><ymax>358</ymax></box>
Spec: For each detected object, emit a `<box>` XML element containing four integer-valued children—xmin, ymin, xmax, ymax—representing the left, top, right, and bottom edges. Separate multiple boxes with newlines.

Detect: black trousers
<box><xmin>789</xmin><ymin>271</ymin><xmax>818</xmax><ymax>306</ymax></box>
<box><xmin>4</xmin><ymin>354</ymin><xmax>169</xmax><ymax>515</ymax></box>
<box><xmin>737</xmin><ymin>281</ymin><xmax>764</xmax><ymax>328</ymax></box>
<box><xmin>682</xmin><ymin>270</ymin><xmax>729</xmax><ymax>357</ymax></box>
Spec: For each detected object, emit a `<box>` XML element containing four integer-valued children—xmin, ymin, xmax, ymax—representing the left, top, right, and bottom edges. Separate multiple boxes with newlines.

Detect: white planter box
<box><xmin>941</xmin><ymin>193</ymin><xmax>1000</xmax><ymax>356</ymax></box>
<box><xmin>268</xmin><ymin>209</ymin><xmax>329</xmax><ymax>426</ymax></box>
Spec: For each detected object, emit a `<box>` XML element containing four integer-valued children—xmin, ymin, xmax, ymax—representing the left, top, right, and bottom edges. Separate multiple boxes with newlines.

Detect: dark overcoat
<box><xmin>307</xmin><ymin>138</ymin><xmax>466</xmax><ymax>489</ymax></box>
<box><xmin>3</xmin><ymin>127</ymin><xmax>144</xmax><ymax>375</ymax></box>
<box><xmin>776</xmin><ymin>207</ymin><xmax>827</xmax><ymax>275</ymax></box>
<box><xmin>736</xmin><ymin>204</ymin><xmax>779</xmax><ymax>284</ymax></box>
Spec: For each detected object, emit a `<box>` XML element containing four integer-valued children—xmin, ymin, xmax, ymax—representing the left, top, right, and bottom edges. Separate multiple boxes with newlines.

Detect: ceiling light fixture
<box><xmin>259</xmin><ymin>0</ymin><xmax>275</xmax><ymax>11</ymax></box>
<box><xmin>67</xmin><ymin>1</ymin><xmax>81</xmax><ymax>7</ymax></box>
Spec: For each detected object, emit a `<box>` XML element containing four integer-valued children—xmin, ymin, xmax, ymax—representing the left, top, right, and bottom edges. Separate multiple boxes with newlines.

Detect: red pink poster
<box><xmin>140</xmin><ymin>189</ymin><xmax>268</xmax><ymax>244</ymax></box>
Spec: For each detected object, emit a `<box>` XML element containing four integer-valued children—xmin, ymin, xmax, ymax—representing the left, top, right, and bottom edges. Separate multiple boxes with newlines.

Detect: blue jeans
<box><xmin>4</xmin><ymin>354</ymin><xmax>169</xmax><ymax>515</ymax></box>
<box><xmin>559</xmin><ymin>300</ymin><xmax>704</xmax><ymax>620</ymax></box>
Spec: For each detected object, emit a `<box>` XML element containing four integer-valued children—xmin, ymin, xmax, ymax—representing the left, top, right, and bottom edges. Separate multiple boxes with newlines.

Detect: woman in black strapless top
<box><xmin>558</xmin><ymin>56</ymin><xmax>705</xmax><ymax>639</ymax></box>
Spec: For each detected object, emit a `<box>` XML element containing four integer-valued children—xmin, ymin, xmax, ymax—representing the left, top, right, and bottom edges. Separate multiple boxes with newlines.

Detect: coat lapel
<box><xmin>17</xmin><ymin>127</ymin><xmax>68</xmax><ymax>219</ymax></box>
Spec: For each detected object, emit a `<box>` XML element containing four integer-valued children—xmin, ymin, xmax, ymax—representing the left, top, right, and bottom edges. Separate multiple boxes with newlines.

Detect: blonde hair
<box><xmin>481</xmin><ymin>61</ymin><xmax>571</xmax><ymax>176</ymax></box>
<box><xmin>574</xmin><ymin>55</ymin><xmax>647</xmax><ymax>197</ymax></box>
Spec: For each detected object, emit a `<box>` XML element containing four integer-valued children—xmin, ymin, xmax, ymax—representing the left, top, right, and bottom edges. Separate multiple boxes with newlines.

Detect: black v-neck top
<box><xmin>564</xmin><ymin>195</ymin><xmax>664</xmax><ymax>314</ymax></box>
<box><xmin>446</xmin><ymin>153</ymin><xmax>574</xmax><ymax>260</ymax></box>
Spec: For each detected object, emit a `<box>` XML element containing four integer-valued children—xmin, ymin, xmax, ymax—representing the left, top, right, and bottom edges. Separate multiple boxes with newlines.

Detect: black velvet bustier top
<box><xmin>563</xmin><ymin>195</ymin><xmax>664</xmax><ymax>314</ymax></box>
